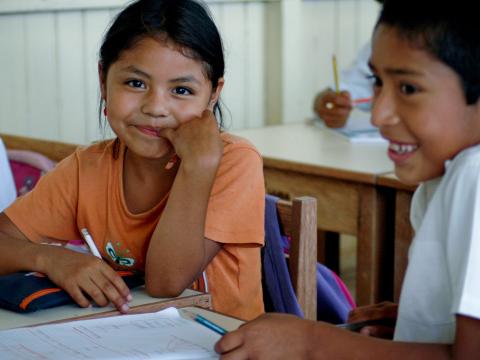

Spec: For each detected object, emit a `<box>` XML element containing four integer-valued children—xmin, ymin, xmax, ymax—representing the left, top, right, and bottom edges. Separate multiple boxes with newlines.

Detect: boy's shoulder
<box><xmin>447</xmin><ymin>144</ymin><xmax>480</xmax><ymax>174</ymax></box>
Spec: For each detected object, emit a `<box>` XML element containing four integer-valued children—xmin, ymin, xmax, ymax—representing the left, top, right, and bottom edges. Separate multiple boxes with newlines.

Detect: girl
<box><xmin>0</xmin><ymin>0</ymin><xmax>265</xmax><ymax>321</ymax></box>
<box><xmin>216</xmin><ymin>0</ymin><xmax>480</xmax><ymax>358</ymax></box>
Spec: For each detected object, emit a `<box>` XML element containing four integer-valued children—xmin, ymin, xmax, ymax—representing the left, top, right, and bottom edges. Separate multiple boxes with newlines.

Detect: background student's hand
<box><xmin>313</xmin><ymin>88</ymin><xmax>353</xmax><ymax>128</ymax></box>
<box><xmin>39</xmin><ymin>246</ymin><xmax>132</xmax><ymax>313</ymax></box>
<box><xmin>215</xmin><ymin>313</ymin><xmax>314</xmax><ymax>360</ymax></box>
<box><xmin>158</xmin><ymin>110</ymin><xmax>223</xmax><ymax>171</ymax></box>
<box><xmin>347</xmin><ymin>301</ymin><xmax>398</xmax><ymax>339</ymax></box>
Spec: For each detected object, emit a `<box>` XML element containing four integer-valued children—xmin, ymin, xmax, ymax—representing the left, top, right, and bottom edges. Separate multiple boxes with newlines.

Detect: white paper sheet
<box><xmin>0</xmin><ymin>307</ymin><xmax>220</xmax><ymax>359</ymax></box>
<box><xmin>314</xmin><ymin>109</ymin><xmax>387</xmax><ymax>144</ymax></box>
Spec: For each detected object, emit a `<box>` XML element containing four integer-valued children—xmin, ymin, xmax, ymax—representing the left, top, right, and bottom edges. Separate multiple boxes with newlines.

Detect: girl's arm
<box><xmin>216</xmin><ymin>313</ymin><xmax>480</xmax><ymax>359</ymax></box>
<box><xmin>145</xmin><ymin>111</ymin><xmax>223</xmax><ymax>296</ymax></box>
<box><xmin>0</xmin><ymin>212</ymin><xmax>46</xmax><ymax>275</ymax></box>
<box><xmin>0</xmin><ymin>212</ymin><xmax>132</xmax><ymax>312</ymax></box>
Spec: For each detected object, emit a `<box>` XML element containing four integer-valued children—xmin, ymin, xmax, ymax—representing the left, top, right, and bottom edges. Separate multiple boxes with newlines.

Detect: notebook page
<box><xmin>0</xmin><ymin>307</ymin><xmax>220</xmax><ymax>359</ymax></box>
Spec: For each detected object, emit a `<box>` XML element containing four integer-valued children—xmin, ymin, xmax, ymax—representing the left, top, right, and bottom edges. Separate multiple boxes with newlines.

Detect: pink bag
<box><xmin>7</xmin><ymin>150</ymin><xmax>56</xmax><ymax>196</ymax></box>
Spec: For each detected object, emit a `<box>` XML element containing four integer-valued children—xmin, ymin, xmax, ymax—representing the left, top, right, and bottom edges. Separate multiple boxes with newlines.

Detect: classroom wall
<box><xmin>0</xmin><ymin>0</ymin><xmax>380</xmax><ymax>145</ymax></box>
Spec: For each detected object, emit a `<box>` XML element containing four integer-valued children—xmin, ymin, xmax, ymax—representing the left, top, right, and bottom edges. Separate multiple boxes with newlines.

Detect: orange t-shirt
<box><xmin>5</xmin><ymin>133</ymin><xmax>265</xmax><ymax>320</ymax></box>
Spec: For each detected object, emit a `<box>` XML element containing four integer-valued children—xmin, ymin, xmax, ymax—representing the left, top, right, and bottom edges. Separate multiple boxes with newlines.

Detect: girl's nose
<box><xmin>370</xmin><ymin>89</ymin><xmax>400</xmax><ymax>128</ymax></box>
<box><xmin>141</xmin><ymin>90</ymin><xmax>170</xmax><ymax>117</ymax></box>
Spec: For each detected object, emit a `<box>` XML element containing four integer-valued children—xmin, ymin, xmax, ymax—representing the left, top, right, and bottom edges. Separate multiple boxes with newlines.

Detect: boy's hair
<box><xmin>98</xmin><ymin>0</ymin><xmax>225</xmax><ymax>127</ymax></box>
<box><xmin>377</xmin><ymin>0</ymin><xmax>480</xmax><ymax>105</ymax></box>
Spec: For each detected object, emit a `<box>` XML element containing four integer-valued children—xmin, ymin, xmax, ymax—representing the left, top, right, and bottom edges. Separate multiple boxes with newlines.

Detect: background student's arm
<box><xmin>216</xmin><ymin>313</ymin><xmax>480</xmax><ymax>359</ymax></box>
<box><xmin>0</xmin><ymin>212</ymin><xmax>131</xmax><ymax>312</ymax></box>
<box><xmin>346</xmin><ymin>301</ymin><xmax>398</xmax><ymax>338</ymax></box>
<box><xmin>145</xmin><ymin>110</ymin><xmax>223</xmax><ymax>297</ymax></box>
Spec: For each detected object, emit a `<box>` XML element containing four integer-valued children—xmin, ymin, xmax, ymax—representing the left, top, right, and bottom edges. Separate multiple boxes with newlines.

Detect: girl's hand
<box><xmin>39</xmin><ymin>245</ymin><xmax>132</xmax><ymax>313</ymax></box>
<box><xmin>158</xmin><ymin>110</ymin><xmax>223</xmax><ymax>171</ymax></box>
<box><xmin>215</xmin><ymin>313</ymin><xmax>314</xmax><ymax>359</ymax></box>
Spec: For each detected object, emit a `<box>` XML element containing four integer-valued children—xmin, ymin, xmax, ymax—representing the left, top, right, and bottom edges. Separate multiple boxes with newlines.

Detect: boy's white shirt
<box><xmin>395</xmin><ymin>144</ymin><xmax>480</xmax><ymax>343</ymax></box>
<box><xmin>0</xmin><ymin>138</ymin><xmax>16</xmax><ymax>212</ymax></box>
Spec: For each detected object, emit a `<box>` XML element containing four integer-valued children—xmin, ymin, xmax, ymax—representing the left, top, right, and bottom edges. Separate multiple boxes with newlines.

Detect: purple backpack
<box><xmin>262</xmin><ymin>195</ymin><xmax>355</xmax><ymax>323</ymax></box>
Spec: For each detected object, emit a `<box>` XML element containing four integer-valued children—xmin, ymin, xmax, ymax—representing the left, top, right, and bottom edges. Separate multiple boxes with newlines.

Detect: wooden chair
<box><xmin>1</xmin><ymin>133</ymin><xmax>79</xmax><ymax>162</ymax></box>
<box><xmin>275</xmin><ymin>196</ymin><xmax>317</xmax><ymax>320</ymax></box>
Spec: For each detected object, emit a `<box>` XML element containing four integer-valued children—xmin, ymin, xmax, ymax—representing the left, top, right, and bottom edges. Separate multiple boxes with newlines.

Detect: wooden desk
<box><xmin>0</xmin><ymin>287</ymin><xmax>210</xmax><ymax>331</ymax></box>
<box><xmin>1</xmin><ymin>132</ymin><xmax>79</xmax><ymax>162</ymax></box>
<box><xmin>180</xmin><ymin>306</ymin><xmax>244</xmax><ymax>332</ymax></box>
<box><xmin>377</xmin><ymin>173</ymin><xmax>416</xmax><ymax>302</ymax></box>
<box><xmin>234</xmin><ymin>123</ymin><xmax>393</xmax><ymax>305</ymax></box>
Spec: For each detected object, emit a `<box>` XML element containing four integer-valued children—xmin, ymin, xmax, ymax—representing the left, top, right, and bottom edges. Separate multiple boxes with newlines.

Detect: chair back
<box><xmin>276</xmin><ymin>197</ymin><xmax>317</xmax><ymax>320</ymax></box>
<box><xmin>263</xmin><ymin>196</ymin><xmax>317</xmax><ymax>320</ymax></box>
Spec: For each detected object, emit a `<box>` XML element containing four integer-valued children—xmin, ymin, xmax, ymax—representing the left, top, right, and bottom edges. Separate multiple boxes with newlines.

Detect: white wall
<box><xmin>0</xmin><ymin>0</ymin><xmax>380</xmax><ymax>144</ymax></box>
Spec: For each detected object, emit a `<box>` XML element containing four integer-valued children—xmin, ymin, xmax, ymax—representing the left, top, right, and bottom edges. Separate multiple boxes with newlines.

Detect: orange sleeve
<box><xmin>204</xmin><ymin>143</ymin><xmax>265</xmax><ymax>246</ymax></box>
<box><xmin>4</xmin><ymin>153</ymin><xmax>80</xmax><ymax>243</ymax></box>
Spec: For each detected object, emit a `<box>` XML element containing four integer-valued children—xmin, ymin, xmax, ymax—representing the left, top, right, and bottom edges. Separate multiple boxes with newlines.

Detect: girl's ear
<box><xmin>208</xmin><ymin>77</ymin><xmax>225</xmax><ymax>111</ymax></box>
<box><xmin>98</xmin><ymin>62</ymin><xmax>107</xmax><ymax>100</ymax></box>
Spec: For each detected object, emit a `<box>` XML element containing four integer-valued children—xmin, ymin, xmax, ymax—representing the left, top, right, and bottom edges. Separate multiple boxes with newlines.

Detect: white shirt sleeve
<box><xmin>0</xmin><ymin>138</ymin><xmax>16</xmax><ymax>212</ymax></box>
<box><xmin>338</xmin><ymin>42</ymin><xmax>374</xmax><ymax>105</ymax></box>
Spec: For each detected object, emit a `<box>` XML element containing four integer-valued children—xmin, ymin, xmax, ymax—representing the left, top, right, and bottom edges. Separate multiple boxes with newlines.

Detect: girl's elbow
<box><xmin>145</xmin><ymin>278</ymin><xmax>186</xmax><ymax>298</ymax></box>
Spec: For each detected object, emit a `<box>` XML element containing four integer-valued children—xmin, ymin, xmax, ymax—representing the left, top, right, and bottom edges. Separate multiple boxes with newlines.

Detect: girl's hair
<box><xmin>376</xmin><ymin>0</ymin><xmax>480</xmax><ymax>105</ymax></box>
<box><xmin>98</xmin><ymin>0</ymin><xmax>225</xmax><ymax>128</ymax></box>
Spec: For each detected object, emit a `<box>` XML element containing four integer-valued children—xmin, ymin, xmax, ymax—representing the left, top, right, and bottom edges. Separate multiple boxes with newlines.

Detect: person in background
<box><xmin>313</xmin><ymin>0</ymin><xmax>383</xmax><ymax>128</ymax></box>
<box><xmin>0</xmin><ymin>0</ymin><xmax>265</xmax><ymax>320</ymax></box>
<box><xmin>0</xmin><ymin>137</ymin><xmax>16</xmax><ymax>212</ymax></box>
<box><xmin>216</xmin><ymin>0</ymin><xmax>480</xmax><ymax>358</ymax></box>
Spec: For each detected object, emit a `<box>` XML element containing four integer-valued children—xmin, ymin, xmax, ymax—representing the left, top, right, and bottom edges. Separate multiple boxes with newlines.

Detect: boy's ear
<box><xmin>98</xmin><ymin>62</ymin><xmax>107</xmax><ymax>100</ymax></box>
<box><xmin>208</xmin><ymin>77</ymin><xmax>225</xmax><ymax>111</ymax></box>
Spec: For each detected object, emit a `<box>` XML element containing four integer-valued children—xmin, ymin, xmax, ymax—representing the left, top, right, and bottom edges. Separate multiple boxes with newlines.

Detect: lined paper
<box><xmin>0</xmin><ymin>307</ymin><xmax>220</xmax><ymax>359</ymax></box>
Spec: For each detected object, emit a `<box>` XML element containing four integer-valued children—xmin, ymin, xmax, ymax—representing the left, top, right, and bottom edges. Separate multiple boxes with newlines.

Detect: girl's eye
<box><xmin>400</xmin><ymin>83</ymin><xmax>417</xmax><ymax>95</ymax></box>
<box><xmin>367</xmin><ymin>74</ymin><xmax>382</xmax><ymax>88</ymax></box>
<box><xmin>173</xmin><ymin>87</ymin><xmax>192</xmax><ymax>96</ymax></box>
<box><xmin>126</xmin><ymin>80</ymin><xmax>145</xmax><ymax>89</ymax></box>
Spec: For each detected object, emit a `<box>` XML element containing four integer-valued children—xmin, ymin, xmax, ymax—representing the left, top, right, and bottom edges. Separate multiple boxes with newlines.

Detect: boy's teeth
<box><xmin>389</xmin><ymin>143</ymin><xmax>418</xmax><ymax>154</ymax></box>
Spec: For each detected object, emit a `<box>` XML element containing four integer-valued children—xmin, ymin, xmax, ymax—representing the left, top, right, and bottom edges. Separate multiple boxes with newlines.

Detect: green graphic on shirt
<box><xmin>105</xmin><ymin>241</ymin><xmax>135</xmax><ymax>267</ymax></box>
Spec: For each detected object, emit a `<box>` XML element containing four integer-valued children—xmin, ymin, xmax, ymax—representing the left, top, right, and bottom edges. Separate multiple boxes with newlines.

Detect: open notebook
<box><xmin>0</xmin><ymin>307</ymin><xmax>221</xmax><ymax>359</ymax></box>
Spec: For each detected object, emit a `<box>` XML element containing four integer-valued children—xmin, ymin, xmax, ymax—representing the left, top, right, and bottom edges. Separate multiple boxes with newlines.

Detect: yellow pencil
<box><xmin>332</xmin><ymin>55</ymin><xmax>340</xmax><ymax>94</ymax></box>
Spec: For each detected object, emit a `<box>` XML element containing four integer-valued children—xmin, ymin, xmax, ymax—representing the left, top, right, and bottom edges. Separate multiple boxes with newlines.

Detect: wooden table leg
<box><xmin>393</xmin><ymin>190</ymin><xmax>414</xmax><ymax>302</ymax></box>
<box><xmin>356</xmin><ymin>185</ymin><xmax>394</xmax><ymax>305</ymax></box>
<box><xmin>317</xmin><ymin>230</ymin><xmax>340</xmax><ymax>274</ymax></box>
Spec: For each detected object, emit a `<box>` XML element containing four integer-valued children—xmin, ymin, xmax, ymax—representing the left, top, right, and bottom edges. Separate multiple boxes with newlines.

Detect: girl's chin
<box><xmin>127</xmin><ymin>141</ymin><xmax>173</xmax><ymax>160</ymax></box>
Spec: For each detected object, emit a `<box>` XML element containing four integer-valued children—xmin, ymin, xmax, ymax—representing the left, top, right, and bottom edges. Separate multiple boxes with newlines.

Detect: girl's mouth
<box><xmin>135</xmin><ymin>126</ymin><xmax>160</xmax><ymax>137</ymax></box>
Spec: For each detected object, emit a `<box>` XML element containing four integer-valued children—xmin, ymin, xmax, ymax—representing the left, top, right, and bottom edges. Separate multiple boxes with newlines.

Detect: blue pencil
<box><xmin>194</xmin><ymin>314</ymin><xmax>227</xmax><ymax>335</ymax></box>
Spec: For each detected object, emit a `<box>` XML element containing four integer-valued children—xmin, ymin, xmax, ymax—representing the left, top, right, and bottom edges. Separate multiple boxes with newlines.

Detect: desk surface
<box><xmin>377</xmin><ymin>172</ymin><xmax>417</xmax><ymax>191</ymax></box>
<box><xmin>180</xmin><ymin>306</ymin><xmax>244</xmax><ymax>332</ymax></box>
<box><xmin>234</xmin><ymin>123</ymin><xmax>393</xmax><ymax>184</ymax></box>
<box><xmin>0</xmin><ymin>287</ymin><xmax>210</xmax><ymax>331</ymax></box>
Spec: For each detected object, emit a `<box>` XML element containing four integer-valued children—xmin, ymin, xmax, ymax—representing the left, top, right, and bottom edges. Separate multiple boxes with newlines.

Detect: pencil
<box><xmin>80</xmin><ymin>228</ymin><xmax>102</xmax><ymax>259</ymax></box>
<box><xmin>194</xmin><ymin>314</ymin><xmax>227</xmax><ymax>335</ymax></box>
<box><xmin>352</xmin><ymin>97</ymin><xmax>372</xmax><ymax>105</ymax></box>
<box><xmin>332</xmin><ymin>54</ymin><xmax>340</xmax><ymax>94</ymax></box>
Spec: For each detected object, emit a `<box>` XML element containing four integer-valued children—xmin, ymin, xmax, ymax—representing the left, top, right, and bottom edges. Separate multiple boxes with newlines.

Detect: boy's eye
<box><xmin>173</xmin><ymin>87</ymin><xmax>192</xmax><ymax>96</ymax></box>
<box><xmin>400</xmin><ymin>83</ymin><xmax>417</xmax><ymax>95</ymax></box>
<box><xmin>367</xmin><ymin>74</ymin><xmax>382</xmax><ymax>87</ymax></box>
<box><xmin>126</xmin><ymin>80</ymin><xmax>145</xmax><ymax>89</ymax></box>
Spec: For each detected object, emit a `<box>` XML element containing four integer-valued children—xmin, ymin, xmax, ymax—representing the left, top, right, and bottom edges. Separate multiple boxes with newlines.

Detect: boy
<box><xmin>216</xmin><ymin>1</ymin><xmax>480</xmax><ymax>358</ymax></box>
